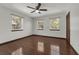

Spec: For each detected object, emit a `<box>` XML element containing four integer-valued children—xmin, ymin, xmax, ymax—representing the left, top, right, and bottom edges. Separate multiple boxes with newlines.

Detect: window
<box><xmin>49</xmin><ymin>18</ymin><xmax>60</xmax><ymax>31</ymax></box>
<box><xmin>36</xmin><ymin>20</ymin><xmax>44</xmax><ymax>30</ymax></box>
<box><xmin>11</xmin><ymin>14</ymin><xmax>23</xmax><ymax>31</ymax></box>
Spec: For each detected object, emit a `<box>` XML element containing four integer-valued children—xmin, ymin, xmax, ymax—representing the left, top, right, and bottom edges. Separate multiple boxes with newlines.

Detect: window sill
<box><xmin>49</xmin><ymin>29</ymin><xmax>60</xmax><ymax>31</ymax></box>
<box><xmin>11</xmin><ymin>29</ymin><xmax>23</xmax><ymax>32</ymax></box>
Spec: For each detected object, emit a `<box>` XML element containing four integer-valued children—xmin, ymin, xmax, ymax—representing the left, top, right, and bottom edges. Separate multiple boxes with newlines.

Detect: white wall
<box><xmin>0</xmin><ymin>6</ymin><xmax>32</xmax><ymax>44</ymax></box>
<box><xmin>70</xmin><ymin>7</ymin><xmax>79</xmax><ymax>54</ymax></box>
<box><xmin>32</xmin><ymin>12</ymin><xmax>66</xmax><ymax>38</ymax></box>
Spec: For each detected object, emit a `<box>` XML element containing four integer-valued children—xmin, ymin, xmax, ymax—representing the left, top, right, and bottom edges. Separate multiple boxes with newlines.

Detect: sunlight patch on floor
<box><xmin>50</xmin><ymin>45</ymin><xmax>60</xmax><ymax>55</ymax></box>
<box><xmin>37</xmin><ymin>41</ymin><xmax>44</xmax><ymax>52</ymax></box>
<box><xmin>11</xmin><ymin>47</ymin><xmax>23</xmax><ymax>55</ymax></box>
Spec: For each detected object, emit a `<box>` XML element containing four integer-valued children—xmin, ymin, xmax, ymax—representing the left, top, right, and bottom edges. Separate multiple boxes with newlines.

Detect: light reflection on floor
<box><xmin>37</xmin><ymin>41</ymin><xmax>60</xmax><ymax>55</ymax></box>
<box><xmin>50</xmin><ymin>45</ymin><xmax>60</xmax><ymax>55</ymax></box>
<box><xmin>37</xmin><ymin>41</ymin><xmax>44</xmax><ymax>52</ymax></box>
<box><xmin>11</xmin><ymin>47</ymin><xmax>23</xmax><ymax>55</ymax></box>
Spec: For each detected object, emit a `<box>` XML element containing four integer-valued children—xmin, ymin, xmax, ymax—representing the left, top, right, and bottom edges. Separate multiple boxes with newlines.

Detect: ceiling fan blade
<box><xmin>30</xmin><ymin>10</ymin><xmax>35</xmax><ymax>13</ymax></box>
<box><xmin>27</xmin><ymin>6</ymin><xmax>35</xmax><ymax>9</ymax></box>
<box><xmin>36</xmin><ymin>3</ymin><xmax>41</xmax><ymax>10</ymax></box>
<box><xmin>39</xmin><ymin>9</ymin><xmax>47</xmax><ymax>11</ymax></box>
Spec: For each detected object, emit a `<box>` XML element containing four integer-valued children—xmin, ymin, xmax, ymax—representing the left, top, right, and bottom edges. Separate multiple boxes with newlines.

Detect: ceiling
<box><xmin>0</xmin><ymin>3</ymin><xmax>79</xmax><ymax>18</ymax></box>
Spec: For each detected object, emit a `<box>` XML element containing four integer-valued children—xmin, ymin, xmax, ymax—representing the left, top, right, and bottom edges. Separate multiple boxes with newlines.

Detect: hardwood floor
<box><xmin>0</xmin><ymin>35</ymin><xmax>77</xmax><ymax>55</ymax></box>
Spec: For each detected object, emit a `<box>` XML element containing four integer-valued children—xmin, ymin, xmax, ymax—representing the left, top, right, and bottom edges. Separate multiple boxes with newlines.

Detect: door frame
<box><xmin>66</xmin><ymin>12</ymin><xmax>70</xmax><ymax>44</ymax></box>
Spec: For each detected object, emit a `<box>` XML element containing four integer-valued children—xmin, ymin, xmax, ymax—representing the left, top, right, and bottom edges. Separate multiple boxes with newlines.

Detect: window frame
<box><xmin>36</xmin><ymin>19</ymin><xmax>44</xmax><ymax>30</ymax></box>
<box><xmin>11</xmin><ymin>14</ymin><xmax>24</xmax><ymax>32</ymax></box>
<box><xmin>49</xmin><ymin>17</ymin><xmax>60</xmax><ymax>31</ymax></box>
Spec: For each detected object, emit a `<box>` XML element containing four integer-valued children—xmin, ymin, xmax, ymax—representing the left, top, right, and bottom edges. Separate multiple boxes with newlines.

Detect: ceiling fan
<box><xmin>27</xmin><ymin>3</ymin><xmax>47</xmax><ymax>14</ymax></box>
